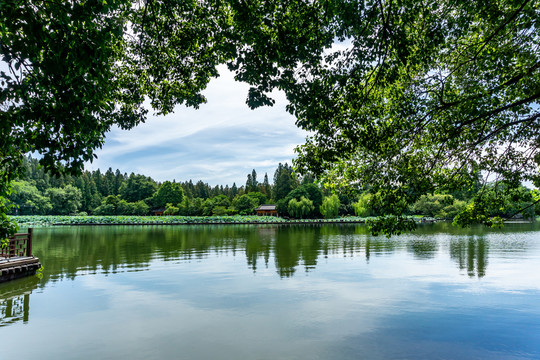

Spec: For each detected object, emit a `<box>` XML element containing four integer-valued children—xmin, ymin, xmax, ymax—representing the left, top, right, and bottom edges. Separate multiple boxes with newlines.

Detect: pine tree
<box><xmin>273</xmin><ymin>163</ymin><xmax>297</xmax><ymax>201</ymax></box>
<box><xmin>251</xmin><ymin>169</ymin><xmax>258</xmax><ymax>192</ymax></box>
<box><xmin>93</xmin><ymin>169</ymin><xmax>103</xmax><ymax>197</ymax></box>
<box><xmin>114</xmin><ymin>169</ymin><xmax>124</xmax><ymax>195</ymax></box>
<box><xmin>195</xmin><ymin>180</ymin><xmax>210</xmax><ymax>199</ymax></box>
<box><xmin>262</xmin><ymin>173</ymin><xmax>271</xmax><ymax>199</ymax></box>
<box><xmin>246</xmin><ymin>174</ymin><xmax>253</xmax><ymax>192</ymax></box>
<box><xmin>231</xmin><ymin>183</ymin><xmax>238</xmax><ymax>198</ymax></box>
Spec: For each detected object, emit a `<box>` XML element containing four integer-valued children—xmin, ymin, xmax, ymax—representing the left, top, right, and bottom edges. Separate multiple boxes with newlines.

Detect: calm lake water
<box><xmin>1</xmin><ymin>222</ymin><xmax>539</xmax><ymax>359</ymax></box>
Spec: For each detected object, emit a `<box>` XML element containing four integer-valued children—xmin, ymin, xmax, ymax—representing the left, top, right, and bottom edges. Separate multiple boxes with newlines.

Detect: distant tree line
<box><xmin>7</xmin><ymin>157</ymin><xmax>328</xmax><ymax>217</ymax></box>
<box><xmin>7</xmin><ymin>157</ymin><xmax>539</xmax><ymax>220</ymax></box>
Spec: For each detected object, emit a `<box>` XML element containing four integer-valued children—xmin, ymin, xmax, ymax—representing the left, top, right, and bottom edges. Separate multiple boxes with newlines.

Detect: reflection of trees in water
<box><xmin>274</xmin><ymin>229</ymin><xmax>300</xmax><ymax>277</ymax></box>
<box><xmin>246</xmin><ymin>227</ymin><xmax>273</xmax><ymax>272</ymax></box>
<box><xmin>407</xmin><ymin>240</ymin><xmax>438</xmax><ymax>260</ymax></box>
<box><xmin>0</xmin><ymin>277</ymin><xmax>39</xmax><ymax>327</ymax></box>
<box><xmin>31</xmin><ymin>224</ymin><xmax>455</xmax><ymax>280</ymax></box>
<box><xmin>274</xmin><ymin>226</ymin><xmax>322</xmax><ymax>277</ymax></box>
<box><xmin>3</xmin><ymin>223</ymin><xmax>536</xmax><ymax>330</ymax></box>
<box><xmin>34</xmin><ymin>225</ymin><xmax>353</xmax><ymax>280</ymax></box>
<box><xmin>450</xmin><ymin>237</ymin><xmax>488</xmax><ymax>278</ymax></box>
<box><xmin>363</xmin><ymin>238</ymin><xmax>398</xmax><ymax>262</ymax></box>
<box><xmin>34</xmin><ymin>225</ymin><xmax>262</xmax><ymax>282</ymax></box>
<box><xmin>29</xmin><ymin>224</ymin><xmax>517</xmax><ymax>282</ymax></box>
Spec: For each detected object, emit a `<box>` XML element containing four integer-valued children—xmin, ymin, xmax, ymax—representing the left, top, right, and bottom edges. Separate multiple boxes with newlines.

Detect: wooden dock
<box><xmin>1</xmin><ymin>229</ymin><xmax>41</xmax><ymax>283</ymax></box>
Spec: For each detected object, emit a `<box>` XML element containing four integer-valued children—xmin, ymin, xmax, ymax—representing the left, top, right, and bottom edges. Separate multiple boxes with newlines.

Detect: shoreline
<box><xmin>10</xmin><ymin>215</ymin><xmax>536</xmax><ymax>227</ymax></box>
<box><xmin>10</xmin><ymin>215</ymin><xmax>431</xmax><ymax>226</ymax></box>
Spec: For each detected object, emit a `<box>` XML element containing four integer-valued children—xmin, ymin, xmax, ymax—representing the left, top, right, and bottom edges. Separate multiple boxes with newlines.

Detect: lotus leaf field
<box><xmin>11</xmin><ymin>215</ymin><xmax>373</xmax><ymax>226</ymax></box>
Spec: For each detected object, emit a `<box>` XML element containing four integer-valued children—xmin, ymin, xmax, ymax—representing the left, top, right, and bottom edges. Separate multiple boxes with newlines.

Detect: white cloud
<box><xmin>86</xmin><ymin>65</ymin><xmax>307</xmax><ymax>185</ymax></box>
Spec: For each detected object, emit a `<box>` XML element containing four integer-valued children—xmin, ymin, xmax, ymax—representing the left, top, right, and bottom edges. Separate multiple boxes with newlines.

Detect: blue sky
<box><xmin>85</xmin><ymin>66</ymin><xmax>309</xmax><ymax>186</ymax></box>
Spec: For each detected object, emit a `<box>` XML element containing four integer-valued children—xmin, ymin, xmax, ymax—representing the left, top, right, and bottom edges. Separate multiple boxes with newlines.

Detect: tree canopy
<box><xmin>1</xmin><ymin>0</ymin><xmax>539</xmax><ymax>237</ymax></box>
<box><xmin>230</xmin><ymin>0</ymin><xmax>540</xmax><ymax>233</ymax></box>
<box><xmin>287</xmin><ymin>0</ymin><xmax>540</xmax><ymax>233</ymax></box>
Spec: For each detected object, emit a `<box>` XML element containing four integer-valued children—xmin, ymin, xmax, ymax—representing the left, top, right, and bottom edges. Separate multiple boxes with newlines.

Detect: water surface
<box><xmin>1</xmin><ymin>223</ymin><xmax>539</xmax><ymax>359</ymax></box>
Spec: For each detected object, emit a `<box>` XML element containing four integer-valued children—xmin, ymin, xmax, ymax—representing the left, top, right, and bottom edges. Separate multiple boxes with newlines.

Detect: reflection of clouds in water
<box><xmin>31</xmin><ymin>224</ymin><xmax>540</xmax><ymax>294</ymax></box>
<box><xmin>74</xmin><ymin>263</ymin><xmax>417</xmax><ymax>359</ymax></box>
<box><xmin>2</xmin><ymin>224</ymin><xmax>540</xmax><ymax>359</ymax></box>
<box><xmin>371</xmin><ymin>231</ymin><xmax>540</xmax><ymax>294</ymax></box>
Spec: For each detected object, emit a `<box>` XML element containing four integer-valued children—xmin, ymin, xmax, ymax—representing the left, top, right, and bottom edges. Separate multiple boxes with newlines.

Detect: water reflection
<box><xmin>0</xmin><ymin>222</ymin><xmax>538</xmax><ymax>357</ymax></box>
<box><xmin>450</xmin><ymin>238</ymin><xmax>488</xmax><ymax>278</ymax></box>
<box><xmin>21</xmin><ymin>222</ymin><xmax>538</xmax><ymax>283</ymax></box>
<box><xmin>0</xmin><ymin>277</ymin><xmax>39</xmax><ymax>327</ymax></box>
<box><xmin>407</xmin><ymin>239</ymin><xmax>438</xmax><ymax>260</ymax></box>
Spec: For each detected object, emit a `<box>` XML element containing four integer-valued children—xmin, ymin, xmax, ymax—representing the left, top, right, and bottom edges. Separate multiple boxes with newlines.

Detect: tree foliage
<box><xmin>202</xmin><ymin>195</ymin><xmax>231</xmax><ymax>216</ymax></box>
<box><xmin>287</xmin><ymin>0</ymin><xmax>540</xmax><ymax>234</ymax></box>
<box><xmin>232</xmin><ymin>194</ymin><xmax>259</xmax><ymax>215</ymax></box>
<box><xmin>353</xmin><ymin>193</ymin><xmax>375</xmax><ymax>218</ymax></box>
<box><xmin>272</xmin><ymin>163</ymin><xmax>297</xmax><ymax>201</ymax></box>
<box><xmin>412</xmin><ymin>194</ymin><xmax>467</xmax><ymax>219</ymax></box>
<box><xmin>164</xmin><ymin>203</ymin><xmax>180</xmax><ymax>216</ymax></box>
<box><xmin>119</xmin><ymin>174</ymin><xmax>157</xmax><ymax>203</ymax></box>
<box><xmin>454</xmin><ymin>184</ymin><xmax>538</xmax><ymax>226</ymax></box>
<box><xmin>246</xmin><ymin>192</ymin><xmax>267</xmax><ymax>207</ymax></box>
<box><xmin>152</xmin><ymin>181</ymin><xmax>184</xmax><ymax>208</ymax></box>
<box><xmin>288</xmin><ymin>196</ymin><xmax>314</xmax><ymax>219</ymax></box>
<box><xmin>2</xmin><ymin>0</ymin><xmax>539</xmax><ymax>236</ymax></box>
<box><xmin>9</xmin><ymin>180</ymin><xmax>52</xmax><ymax>215</ymax></box>
<box><xmin>93</xmin><ymin>195</ymin><xmax>150</xmax><ymax>215</ymax></box>
<box><xmin>320</xmin><ymin>194</ymin><xmax>340</xmax><ymax>219</ymax></box>
<box><xmin>45</xmin><ymin>185</ymin><xmax>82</xmax><ymax>215</ymax></box>
<box><xmin>0</xmin><ymin>0</ymin><xmax>236</xmax><ymax>236</ymax></box>
<box><xmin>245</xmin><ymin>169</ymin><xmax>259</xmax><ymax>193</ymax></box>
<box><xmin>277</xmin><ymin>183</ymin><xmax>322</xmax><ymax>218</ymax></box>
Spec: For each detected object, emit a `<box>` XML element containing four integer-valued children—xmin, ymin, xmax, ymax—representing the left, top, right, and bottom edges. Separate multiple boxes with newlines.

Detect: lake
<box><xmin>1</xmin><ymin>222</ymin><xmax>539</xmax><ymax>359</ymax></box>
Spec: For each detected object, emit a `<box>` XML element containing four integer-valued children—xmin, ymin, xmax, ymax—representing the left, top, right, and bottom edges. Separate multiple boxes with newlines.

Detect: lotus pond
<box><xmin>11</xmin><ymin>214</ymin><xmax>373</xmax><ymax>225</ymax></box>
<box><xmin>1</xmin><ymin>222</ymin><xmax>539</xmax><ymax>359</ymax></box>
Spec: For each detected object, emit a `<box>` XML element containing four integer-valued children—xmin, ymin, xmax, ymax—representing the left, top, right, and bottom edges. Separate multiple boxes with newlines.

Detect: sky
<box><xmin>84</xmin><ymin>65</ymin><xmax>309</xmax><ymax>186</ymax></box>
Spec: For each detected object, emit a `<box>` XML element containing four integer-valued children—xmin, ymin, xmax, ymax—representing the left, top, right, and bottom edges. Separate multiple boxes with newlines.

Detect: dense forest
<box><xmin>7</xmin><ymin>157</ymin><xmax>539</xmax><ymax>221</ymax></box>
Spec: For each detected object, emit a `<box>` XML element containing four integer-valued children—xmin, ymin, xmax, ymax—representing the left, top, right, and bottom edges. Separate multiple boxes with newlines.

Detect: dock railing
<box><xmin>1</xmin><ymin>228</ymin><xmax>33</xmax><ymax>259</ymax></box>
